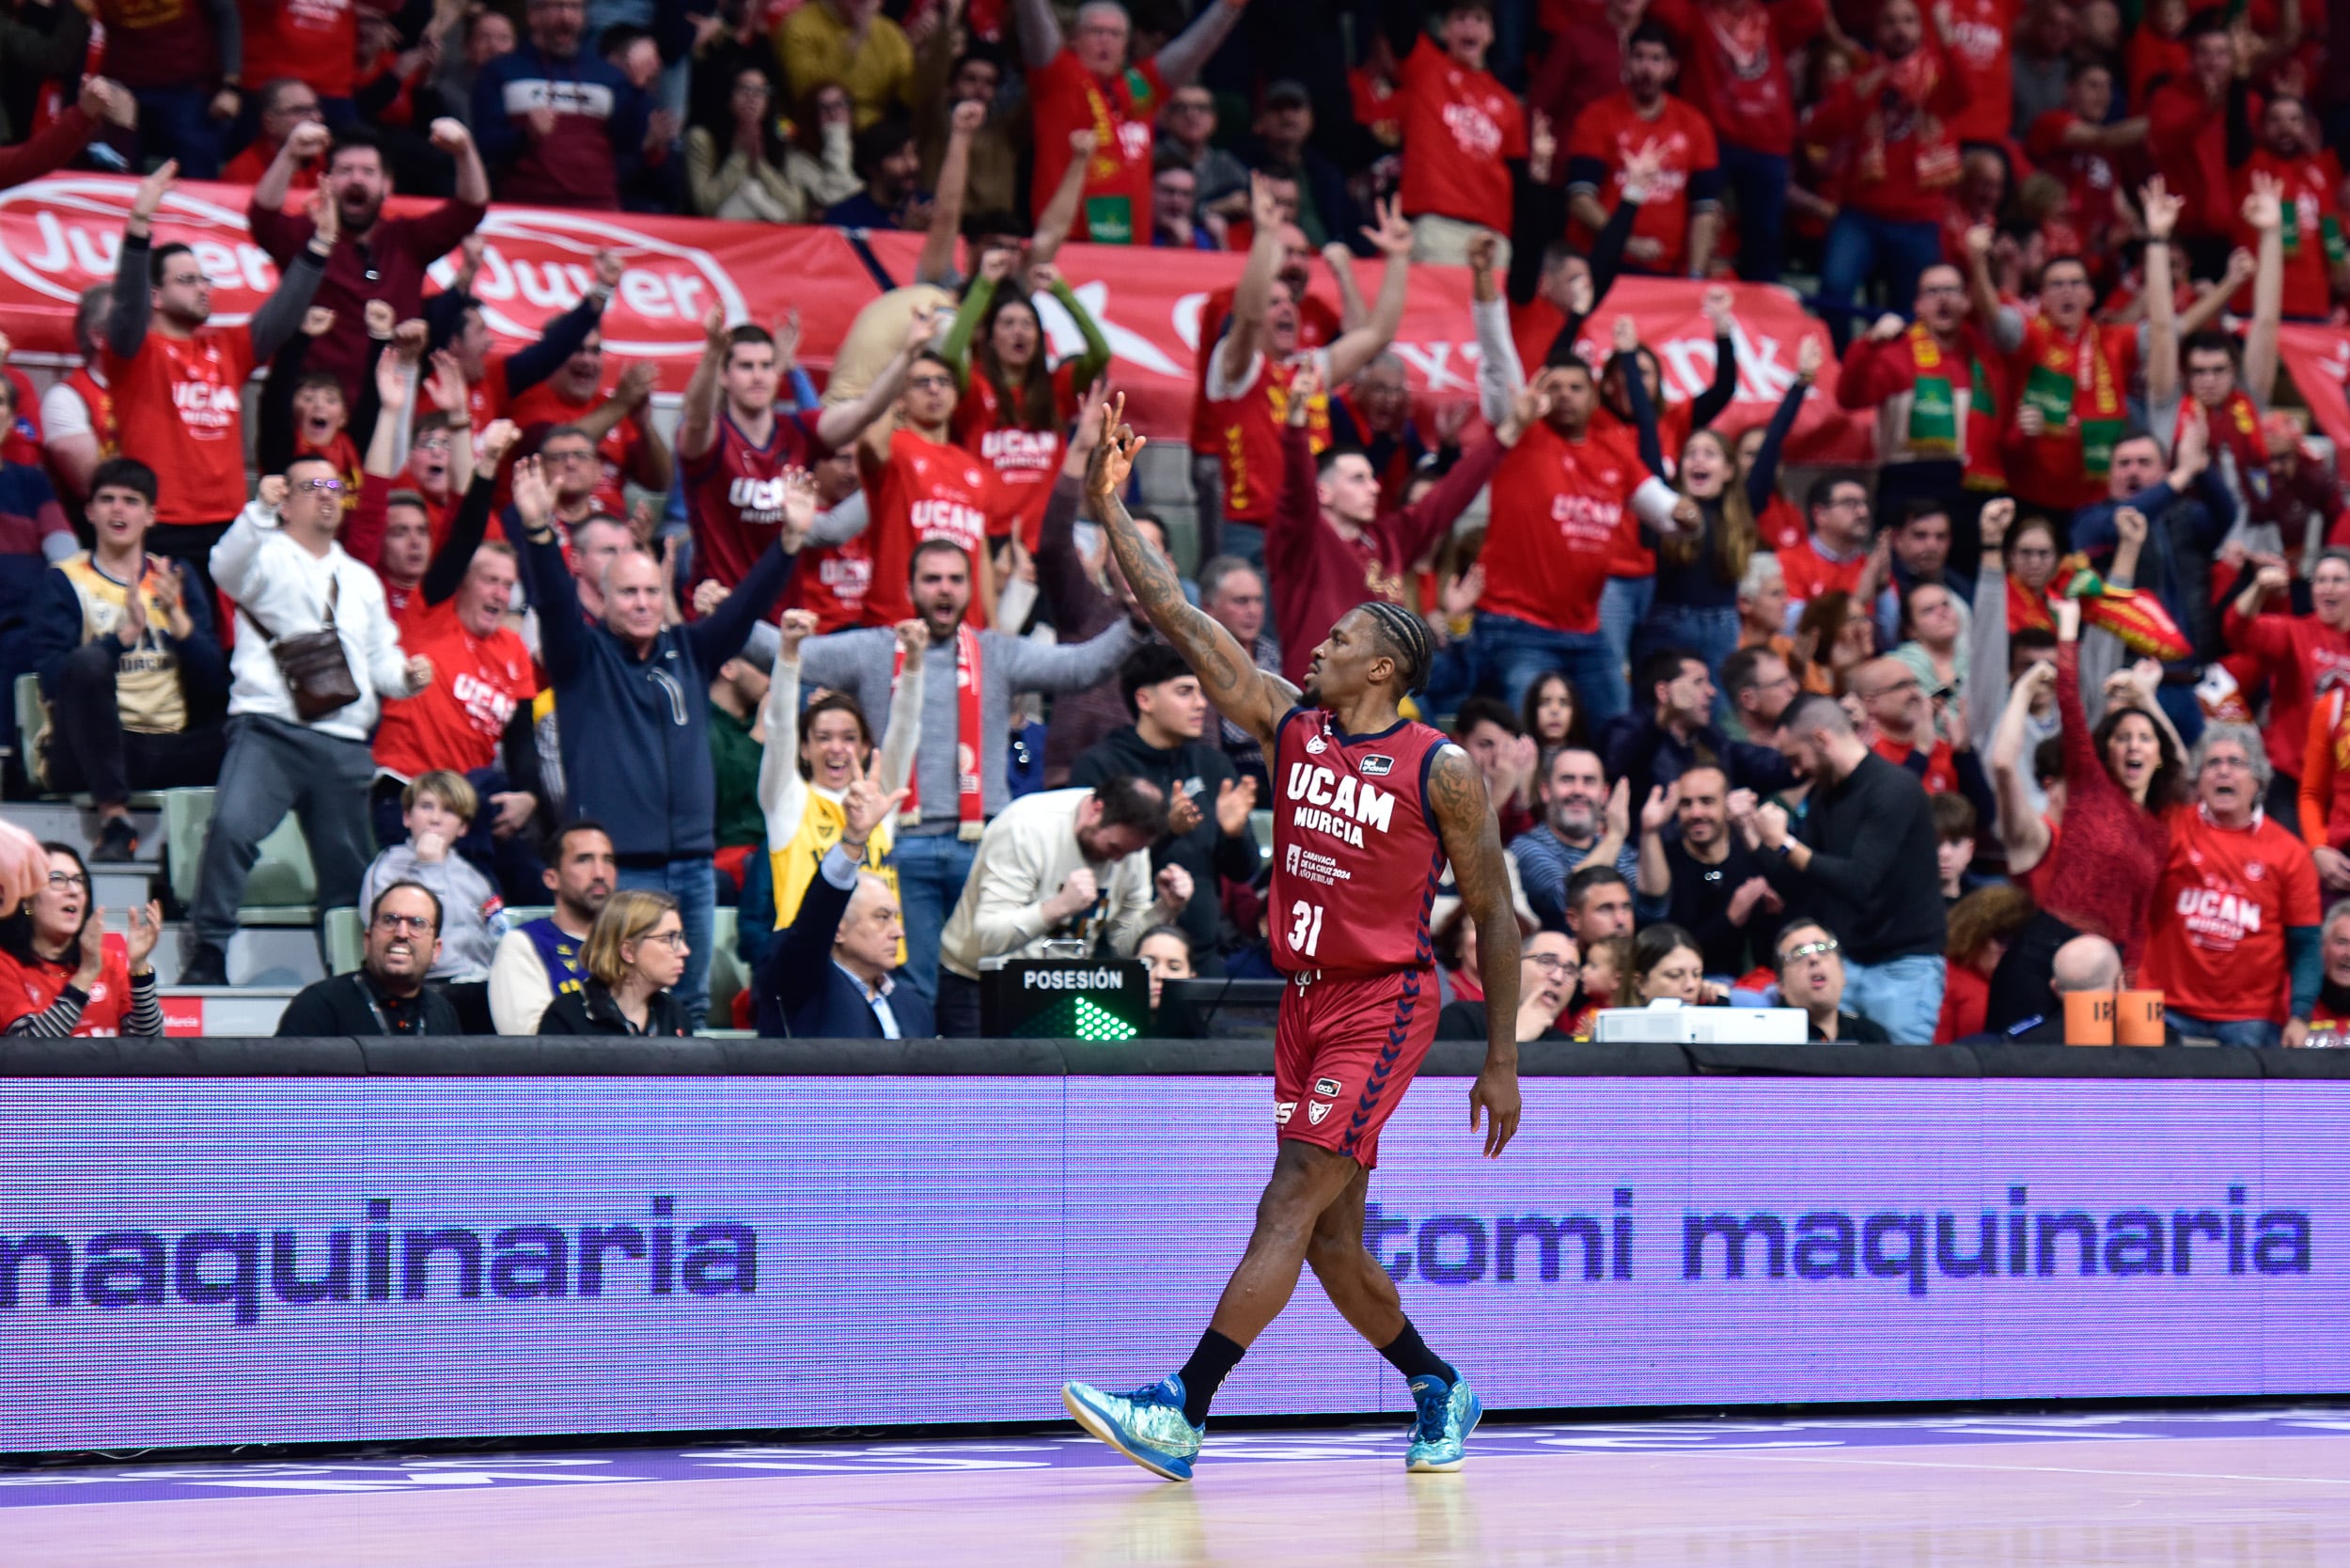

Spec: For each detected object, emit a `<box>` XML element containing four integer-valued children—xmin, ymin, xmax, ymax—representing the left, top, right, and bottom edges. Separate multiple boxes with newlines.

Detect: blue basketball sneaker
<box><xmin>1404</xmin><ymin>1373</ymin><xmax>1482</xmax><ymax>1472</ymax></box>
<box><xmin>1062</xmin><ymin>1375</ymin><xmax>1206</xmax><ymax>1482</ymax></box>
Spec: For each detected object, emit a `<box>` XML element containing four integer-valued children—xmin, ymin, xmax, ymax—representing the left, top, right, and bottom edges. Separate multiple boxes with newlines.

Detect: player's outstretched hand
<box><xmin>1470</xmin><ymin>1065</ymin><xmax>1521</xmax><ymax>1159</ymax></box>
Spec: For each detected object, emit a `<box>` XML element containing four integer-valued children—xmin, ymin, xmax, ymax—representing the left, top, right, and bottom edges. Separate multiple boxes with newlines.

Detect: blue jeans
<box><xmin>2165</xmin><ymin>1011</ymin><xmax>2280</xmax><ymax>1047</ymax></box>
<box><xmin>1819</xmin><ymin>212</ymin><xmax>1945</xmax><ymax>352</ymax></box>
<box><xmin>1718</xmin><ymin>143</ymin><xmax>1790</xmax><ymax>283</ymax></box>
<box><xmin>133</xmin><ymin>85</ymin><xmax>224</xmax><ymax>179</ymax></box>
<box><xmin>1472</xmin><ymin>612</ymin><xmax>1625</xmax><ymax>729</ymax></box>
<box><xmin>1596</xmin><ymin>576</ymin><xmax>1653</xmax><ymax>723</ymax></box>
<box><xmin>1632</xmin><ymin>601</ymin><xmax>1742</xmax><ymax>724</ymax></box>
<box><xmin>1843</xmin><ymin>953</ymin><xmax>1947</xmax><ymax>1043</ymax></box>
<box><xmin>617</xmin><ymin>858</ymin><xmax>715</xmax><ymax>1029</ymax></box>
<box><xmin>894</xmin><ymin>830</ymin><xmax>979</xmax><ymax>1005</ymax></box>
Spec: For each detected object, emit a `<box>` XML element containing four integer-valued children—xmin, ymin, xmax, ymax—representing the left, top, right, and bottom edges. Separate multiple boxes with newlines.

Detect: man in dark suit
<box><xmin>754</xmin><ymin>759</ymin><xmax>936</xmax><ymax>1039</ymax></box>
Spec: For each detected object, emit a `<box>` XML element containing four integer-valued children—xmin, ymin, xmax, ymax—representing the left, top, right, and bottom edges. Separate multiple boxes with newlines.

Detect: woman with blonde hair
<box><xmin>538</xmin><ymin>889</ymin><xmax>692</xmax><ymax>1037</ymax></box>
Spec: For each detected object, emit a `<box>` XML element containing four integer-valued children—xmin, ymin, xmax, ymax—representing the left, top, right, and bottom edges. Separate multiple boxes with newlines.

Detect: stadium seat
<box><xmin>163</xmin><ymin>788</ymin><xmax>320</xmax><ymax>925</ymax></box>
<box><xmin>708</xmin><ymin>905</ymin><xmax>745</xmax><ymax>1024</ymax></box>
<box><xmin>322</xmin><ymin>907</ymin><xmax>363</xmax><ymax>976</ymax></box>
<box><xmin>1249</xmin><ymin>808</ymin><xmax>1274</xmax><ymax>862</ymax></box>
<box><xmin>14</xmin><ymin>671</ymin><xmax>42</xmax><ymax>776</ymax></box>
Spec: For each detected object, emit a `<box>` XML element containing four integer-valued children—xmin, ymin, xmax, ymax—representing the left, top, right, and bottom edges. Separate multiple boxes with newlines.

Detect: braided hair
<box><xmin>1355</xmin><ymin>601</ymin><xmax>1434</xmax><ymax>694</ymax></box>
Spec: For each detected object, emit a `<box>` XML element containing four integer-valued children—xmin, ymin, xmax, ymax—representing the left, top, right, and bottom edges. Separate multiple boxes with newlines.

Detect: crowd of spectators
<box><xmin>7</xmin><ymin>0</ymin><xmax>2350</xmax><ymax>1050</ymax></box>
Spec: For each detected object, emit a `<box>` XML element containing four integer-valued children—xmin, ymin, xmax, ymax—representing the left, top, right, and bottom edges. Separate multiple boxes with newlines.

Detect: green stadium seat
<box><xmin>1249</xmin><ymin>808</ymin><xmax>1274</xmax><ymax>861</ymax></box>
<box><xmin>708</xmin><ymin>905</ymin><xmax>746</xmax><ymax>1024</ymax></box>
<box><xmin>163</xmin><ymin>788</ymin><xmax>321</xmax><ymax>925</ymax></box>
<box><xmin>322</xmin><ymin>906</ymin><xmax>363</xmax><ymax>975</ymax></box>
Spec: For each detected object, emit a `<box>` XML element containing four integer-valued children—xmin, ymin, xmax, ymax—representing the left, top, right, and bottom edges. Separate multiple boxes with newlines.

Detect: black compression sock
<box><xmin>1379</xmin><ymin>1319</ymin><xmax>1459</xmax><ymax>1387</ymax></box>
<box><xmin>1176</xmin><ymin>1329</ymin><xmax>1246</xmax><ymax>1425</ymax></box>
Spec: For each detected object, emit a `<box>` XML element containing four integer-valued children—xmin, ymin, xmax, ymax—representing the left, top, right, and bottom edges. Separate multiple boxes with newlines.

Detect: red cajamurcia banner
<box><xmin>0</xmin><ymin>173</ymin><xmax>1866</xmax><ymax>454</ymax></box>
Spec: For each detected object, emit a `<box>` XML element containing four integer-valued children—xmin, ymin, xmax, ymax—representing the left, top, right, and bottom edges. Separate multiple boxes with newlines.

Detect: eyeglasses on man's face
<box><xmin>1782</xmin><ymin>938</ymin><xmax>1840</xmax><ymax>964</ymax></box>
<box><xmin>374</xmin><ymin>911</ymin><xmax>434</xmax><ymax>934</ymax></box>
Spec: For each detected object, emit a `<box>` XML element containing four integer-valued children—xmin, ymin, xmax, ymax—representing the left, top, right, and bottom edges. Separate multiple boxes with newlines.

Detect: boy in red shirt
<box><xmin>1564</xmin><ymin>21</ymin><xmax>1721</xmax><ymax>277</ymax></box>
<box><xmin>2145</xmin><ymin>725</ymin><xmax>2322</xmax><ymax>1046</ymax></box>
<box><xmin>1398</xmin><ymin>0</ymin><xmax>1528</xmax><ymax>261</ymax></box>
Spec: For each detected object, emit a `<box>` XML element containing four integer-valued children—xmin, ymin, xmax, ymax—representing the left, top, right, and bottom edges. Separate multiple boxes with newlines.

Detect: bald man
<box><xmin>1972</xmin><ymin>934</ymin><xmax>2154</xmax><ymax>1043</ymax></box>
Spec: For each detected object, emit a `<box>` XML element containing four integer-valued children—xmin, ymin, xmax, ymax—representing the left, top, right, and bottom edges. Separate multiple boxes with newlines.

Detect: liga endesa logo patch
<box><xmin>0</xmin><ymin>1198</ymin><xmax>757</xmax><ymax>1326</ymax></box>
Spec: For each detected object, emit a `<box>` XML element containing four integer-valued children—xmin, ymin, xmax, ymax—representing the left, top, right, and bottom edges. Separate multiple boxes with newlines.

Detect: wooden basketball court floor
<box><xmin>9</xmin><ymin>1408</ymin><xmax>2350</xmax><ymax>1567</ymax></box>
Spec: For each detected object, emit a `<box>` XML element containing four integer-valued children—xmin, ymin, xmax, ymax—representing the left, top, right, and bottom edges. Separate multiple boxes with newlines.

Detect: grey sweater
<box><xmin>796</xmin><ymin>616</ymin><xmax>1140</xmax><ymax>832</ymax></box>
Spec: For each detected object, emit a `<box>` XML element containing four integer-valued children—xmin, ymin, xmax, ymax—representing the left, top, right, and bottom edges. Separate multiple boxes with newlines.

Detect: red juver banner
<box><xmin>8</xmin><ymin>175</ymin><xmax>2339</xmax><ymax>465</ymax></box>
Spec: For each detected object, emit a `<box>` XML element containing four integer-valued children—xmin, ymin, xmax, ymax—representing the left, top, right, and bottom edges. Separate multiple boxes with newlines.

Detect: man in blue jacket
<box><xmin>518</xmin><ymin>453</ymin><xmax>806</xmax><ymax>1027</ymax></box>
<box><xmin>755</xmin><ymin>755</ymin><xmax>935</xmax><ymax>1039</ymax></box>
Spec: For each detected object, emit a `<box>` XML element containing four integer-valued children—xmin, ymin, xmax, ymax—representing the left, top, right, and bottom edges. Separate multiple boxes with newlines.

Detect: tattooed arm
<box><xmin>1427</xmin><ymin>742</ymin><xmax>1524</xmax><ymax>1158</ymax></box>
<box><xmin>1085</xmin><ymin>396</ymin><xmax>1298</xmax><ymax>749</ymax></box>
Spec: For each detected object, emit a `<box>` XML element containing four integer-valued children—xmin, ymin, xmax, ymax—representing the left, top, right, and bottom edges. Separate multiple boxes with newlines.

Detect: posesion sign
<box><xmin>0</xmin><ymin>1078</ymin><xmax>2341</xmax><ymax>1451</ymax></box>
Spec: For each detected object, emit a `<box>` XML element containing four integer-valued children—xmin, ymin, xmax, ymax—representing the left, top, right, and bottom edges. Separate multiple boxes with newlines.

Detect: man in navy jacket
<box><xmin>755</xmin><ymin>758</ymin><xmax>935</xmax><ymax>1039</ymax></box>
<box><xmin>519</xmin><ymin>454</ymin><xmax>802</xmax><ymax>1027</ymax></box>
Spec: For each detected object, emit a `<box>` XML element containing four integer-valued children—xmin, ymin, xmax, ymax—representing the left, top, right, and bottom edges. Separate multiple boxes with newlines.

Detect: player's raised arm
<box><xmin>1427</xmin><ymin>744</ymin><xmax>1523</xmax><ymax>1158</ymax></box>
<box><xmin>1086</xmin><ymin>396</ymin><xmax>1296</xmax><ymax>746</ymax></box>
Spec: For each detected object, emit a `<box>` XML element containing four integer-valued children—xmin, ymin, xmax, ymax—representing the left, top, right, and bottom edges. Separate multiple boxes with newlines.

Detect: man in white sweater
<box><xmin>180</xmin><ymin>457</ymin><xmax>430</xmax><ymax>985</ymax></box>
<box><xmin>934</xmin><ymin>777</ymin><xmax>1193</xmax><ymax>1036</ymax></box>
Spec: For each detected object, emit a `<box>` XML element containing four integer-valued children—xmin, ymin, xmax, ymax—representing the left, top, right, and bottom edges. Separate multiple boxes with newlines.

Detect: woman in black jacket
<box><xmin>539</xmin><ymin>889</ymin><xmax>692</xmax><ymax>1038</ymax></box>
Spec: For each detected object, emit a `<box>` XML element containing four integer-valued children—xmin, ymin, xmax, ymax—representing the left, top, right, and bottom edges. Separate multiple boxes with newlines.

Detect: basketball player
<box><xmin>1061</xmin><ymin>397</ymin><xmax>1524</xmax><ymax>1481</ymax></box>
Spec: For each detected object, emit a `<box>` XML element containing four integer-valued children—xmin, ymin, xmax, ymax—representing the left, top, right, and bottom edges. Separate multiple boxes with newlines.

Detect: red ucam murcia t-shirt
<box><xmin>372</xmin><ymin>619</ymin><xmax>539</xmax><ymax>779</ymax></box>
<box><xmin>102</xmin><ymin>324</ymin><xmax>255</xmax><ymax>525</ymax></box>
<box><xmin>859</xmin><ymin>426</ymin><xmax>998</xmax><ymax>628</ymax></box>
<box><xmin>1480</xmin><ymin>420</ymin><xmax>1665</xmax><ymax>635</ymax></box>
<box><xmin>2144</xmin><ymin>805</ymin><xmax>2321</xmax><ymax>1025</ymax></box>
<box><xmin>241</xmin><ymin>0</ymin><xmax>357</xmax><ymax>98</ymax></box>
<box><xmin>1564</xmin><ymin>91</ymin><xmax>1720</xmax><ymax>276</ymax></box>
<box><xmin>1397</xmin><ymin>36</ymin><xmax>1526</xmax><ymax>232</ymax></box>
<box><xmin>683</xmin><ymin>407</ymin><xmax>830</xmax><ymax>613</ymax></box>
<box><xmin>1027</xmin><ymin>49</ymin><xmax>1165</xmax><ymax>243</ymax></box>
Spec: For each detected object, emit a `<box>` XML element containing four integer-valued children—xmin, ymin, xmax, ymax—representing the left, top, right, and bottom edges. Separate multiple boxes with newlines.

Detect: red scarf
<box><xmin>2184</xmin><ymin>388</ymin><xmax>2267</xmax><ymax>496</ymax></box>
<box><xmin>2007</xmin><ymin>573</ymin><xmax>2054</xmax><ymax>635</ymax></box>
<box><xmin>895</xmin><ymin>626</ymin><xmax>985</xmax><ymax>839</ymax></box>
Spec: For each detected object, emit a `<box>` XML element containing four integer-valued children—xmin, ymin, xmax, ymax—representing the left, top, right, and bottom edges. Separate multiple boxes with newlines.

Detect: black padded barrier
<box><xmin>7</xmin><ymin>1037</ymin><xmax>2350</xmax><ymax>1076</ymax></box>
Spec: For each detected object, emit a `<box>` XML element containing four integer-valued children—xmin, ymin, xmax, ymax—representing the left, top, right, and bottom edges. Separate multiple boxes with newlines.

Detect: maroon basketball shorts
<box><xmin>1271</xmin><ymin>966</ymin><xmax>1439</xmax><ymax>1170</ymax></box>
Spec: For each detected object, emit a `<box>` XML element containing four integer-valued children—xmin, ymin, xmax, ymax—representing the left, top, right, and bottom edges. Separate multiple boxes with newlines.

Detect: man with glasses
<box><xmin>1778</xmin><ymin>475</ymin><xmax>1879</xmax><ymax>626</ymax></box>
<box><xmin>276</xmin><ymin>883</ymin><xmax>462</xmax><ymax>1035</ymax></box>
<box><xmin>1157</xmin><ymin>87</ymin><xmax>1246</xmax><ymax>223</ymax></box>
<box><xmin>507</xmin><ymin>336</ymin><xmax>674</xmax><ymax>518</ymax></box>
<box><xmin>1966</xmin><ymin>179</ymin><xmax>2186</xmax><ymax>519</ymax></box>
<box><xmin>225</xmin><ymin>80</ymin><xmax>326</xmax><ymax>188</ymax></box>
<box><xmin>1151</xmin><ymin>157</ymin><xmax>1220</xmax><ymax>251</ymax></box>
<box><xmin>1837</xmin><ymin>260</ymin><xmax>2006</xmax><ymax>550</ymax></box>
<box><xmin>1436</xmin><ymin>930</ymin><xmax>1579</xmax><ymax>1043</ymax></box>
<box><xmin>2144</xmin><ymin>725</ymin><xmax>2322</xmax><ymax>1046</ymax></box>
<box><xmin>1773</xmin><ymin>920</ymin><xmax>1888</xmax><ymax>1042</ymax></box>
<box><xmin>181</xmin><ymin>459</ymin><xmax>433</xmax><ymax>986</ymax></box>
<box><xmin>105</xmin><ymin>160</ymin><xmax>333</xmax><ymax>618</ymax></box>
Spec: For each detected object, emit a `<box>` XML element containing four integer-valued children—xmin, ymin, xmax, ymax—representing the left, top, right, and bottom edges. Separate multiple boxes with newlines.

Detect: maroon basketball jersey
<box><xmin>1270</xmin><ymin>708</ymin><xmax>1453</xmax><ymax>977</ymax></box>
<box><xmin>683</xmin><ymin>407</ymin><xmax>828</xmax><ymax>597</ymax></box>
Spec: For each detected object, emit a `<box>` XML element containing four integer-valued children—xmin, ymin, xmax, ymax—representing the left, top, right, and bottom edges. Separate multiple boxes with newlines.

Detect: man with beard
<box><xmin>473</xmin><ymin>0</ymin><xmax>651</xmax><ymax>210</ymax></box>
<box><xmin>1563</xmin><ymin>21</ymin><xmax>1720</xmax><ymax>278</ymax></box>
<box><xmin>2229</xmin><ymin>96</ymin><xmax>2345</xmax><ymax>322</ymax></box>
<box><xmin>1511</xmin><ymin>746</ymin><xmax>1637</xmax><ymax>930</ymax></box>
<box><xmin>248</xmin><ymin>120</ymin><xmax>490</xmax><ymax>402</ymax></box>
<box><xmin>1747</xmin><ymin>692</ymin><xmax>1948</xmax><ymax>1041</ymax></box>
<box><xmin>277</xmin><ymin>883</ymin><xmax>462</xmax><ymax>1035</ymax></box>
<box><xmin>1637</xmin><ymin>766</ymin><xmax>1783</xmax><ymax>979</ymax></box>
<box><xmin>489</xmin><ymin>820</ymin><xmax>617</xmax><ymax>1033</ymax></box>
<box><xmin>105</xmin><ymin>162</ymin><xmax>333</xmax><ymax>613</ymax></box>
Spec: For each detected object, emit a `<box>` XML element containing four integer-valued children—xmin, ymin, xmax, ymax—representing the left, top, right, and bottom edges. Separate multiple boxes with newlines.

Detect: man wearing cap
<box><xmin>1242</xmin><ymin>80</ymin><xmax>1368</xmax><ymax>254</ymax></box>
